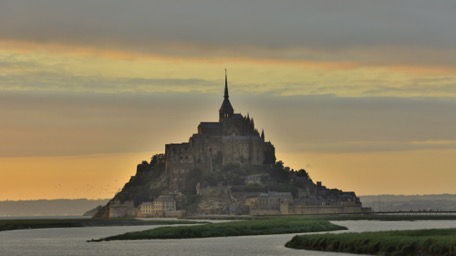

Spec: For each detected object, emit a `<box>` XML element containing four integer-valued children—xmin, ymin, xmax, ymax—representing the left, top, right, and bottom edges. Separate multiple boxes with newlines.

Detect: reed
<box><xmin>285</xmin><ymin>228</ymin><xmax>456</xmax><ymax>256</ymax></box>
<box><xmin>91</xmin><ymin>218</ymin><xmax>346</xmax><ymax>241</ymax></box>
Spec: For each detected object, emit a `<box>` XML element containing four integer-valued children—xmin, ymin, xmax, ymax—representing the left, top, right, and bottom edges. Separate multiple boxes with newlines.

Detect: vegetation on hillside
<box><xmin>115</xmin><ymin>154</ymin><xmax>167</xmax><ymax>205</ymax></box>
<box><xmin>93</xmin><ymin>154</ymin><xmax>168</xmax><ymax>217</ymax></box>
<box><xmin>95</xmin><ymin>152</ymin><xmax>317</xmax><ymax>217</ymax></box>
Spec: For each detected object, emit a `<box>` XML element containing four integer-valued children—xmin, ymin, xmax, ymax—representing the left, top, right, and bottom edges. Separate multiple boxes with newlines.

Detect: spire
<box><xmin>224</xmin><ymin>69</ymin><xmax>229</xmax><ymax>99</ymax></box>
<box><xmin>261</xmin><ymin>129</ymin><xmax>265</xmax><ymax>140</ymax></box>
<box><xmin>219</xmin><ymin>69</ymin><xmax>234</xmax><ymax>121</ymax></box>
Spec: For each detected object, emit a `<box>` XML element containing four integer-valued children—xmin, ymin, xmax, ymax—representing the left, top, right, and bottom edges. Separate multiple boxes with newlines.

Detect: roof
<box><xmin>219</xmin><ymin>98</ymin><xmax>234</xmax><ymax>114</ymax></box>
<box><xmin>198</xmin><ymin>122</ymin><xmax>222</xmax><ymax>135</ymax></box>
<box><xmin>199</xmin><ymin>122</ymin><xmax>221</xmax><ymax>129</ymax></box>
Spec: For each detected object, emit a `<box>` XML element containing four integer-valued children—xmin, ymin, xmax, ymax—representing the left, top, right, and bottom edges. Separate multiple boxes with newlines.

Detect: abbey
<box><xmin>165</xmin><ymin>71</ymin><xmax>275</xmax><ymax>191</ymax></box>
<box><xmin>97</xmin><ymin>72</ymin><xmax>369</xmax><ymax>218</ymax></box>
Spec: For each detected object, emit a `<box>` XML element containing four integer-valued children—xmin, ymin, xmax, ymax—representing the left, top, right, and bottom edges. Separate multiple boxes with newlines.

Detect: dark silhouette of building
<box><xmin>165</xmin><ymin>71</ymin><xmax>275</xmax><ymax>192</ymax></box>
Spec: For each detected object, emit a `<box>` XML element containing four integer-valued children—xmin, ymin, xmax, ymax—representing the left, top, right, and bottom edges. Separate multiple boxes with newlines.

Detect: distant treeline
<box><xmin>0</xmin><ymin>199</ymin><xmax>109</xmax><ymax>217</ymax></box>
<box><xmin>360</xmin><ymin>194</ymin><xmax>456</xmax><ymax>212</ymax></box>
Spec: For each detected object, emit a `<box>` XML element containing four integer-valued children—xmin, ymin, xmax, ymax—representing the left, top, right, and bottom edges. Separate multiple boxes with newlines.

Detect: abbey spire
<box><xmin>219</xmin><ymin>69</ymin><xmax>234</xmax><ymax>121</ymax></box>
<box><xmin>224</xmin><ymin>69</ymin><xmax>229</xmax><ymax>99</ymax></box>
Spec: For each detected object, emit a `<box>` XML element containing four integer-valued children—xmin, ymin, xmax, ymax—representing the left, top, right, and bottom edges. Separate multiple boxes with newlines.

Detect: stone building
<box><xmin>137</xmin><ymin>195</ymin><xmax>180</xmax><ymax>217</ymax></box>
<box><xmin>250</xmin><ymin>191</ymin><xmax>366</xmax><ymax>216</ymax></box>
<box><xmin>165</xmin><ymin>71</ymin><xmax>275</xmax><ymax>192</ymax></box>
<box><xmin>97</xmin><ymin>72</ymin><xmax>369</xmax><ymax>218</ymax></box>
<box><xmin>138</xmin><ymin>202</ymin><xmax>154</xmax><ymax>217</ymax></box>
<box><xmin>153</xmin><ymin>195</ymin><xmax>176</xmax><ymax>214</ymax></box>
<box><xmin>250</xmin><ymin>192</ymin><xmax>293</xmax><ymax>215</ymax></box>
<box><xmin>256</xmin><ymin>192</ymin><xmax>293</xmax><ymax>210</ymax></box>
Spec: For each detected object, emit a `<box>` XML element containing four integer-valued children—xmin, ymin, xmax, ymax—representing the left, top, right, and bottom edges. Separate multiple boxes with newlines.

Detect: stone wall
<box><xmin>108</xmin><ymin>200</ymin><xmax>137</xmax><ymax>218</ymax></box>
<box><xmin>197</xmin><ymin>186</ymin><xmax>233</xmax><ymax>215</ymax></box>
<box><xmin>251</xmin><ymin>205</ymin><xmax>365</xmax><ymax>216</ymax></box>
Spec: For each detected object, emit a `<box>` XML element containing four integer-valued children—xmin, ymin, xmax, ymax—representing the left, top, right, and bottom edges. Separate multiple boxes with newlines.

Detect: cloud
<box><xmin>288</xmin><ymin>140</ymin><xmax>456</xmax><ymax>154</ymax></box>
<box><xmin>1</xmin><ymin>1</ymin><xmax>456</xmax><ymax>67</ymax></box>
<box><xmin>0</xmin><ymin>72</ymin><xmax>218</xmax><ymax>93</ymax></box>
<box><xmin>0</xmin><ymin>56</ymin><xmax>220</xmax><ymax>93</ymax></box>
<box><xmin>0</xmin><ymin>91</ymin><xmax>221</xmax><ymax>157</ymax></box>
<box><xmin>2</xmin><ymin>91</ymin><xmax>456</xmax><ymax>157</ymax></box>
<box><xmin>2</xmin><ymin>54</ymin><xmax>456</xmax><ymax>98</ymax></box>
<box><xmin>235</xmin><ymin>94</ymin><xmax>456</xmax><ymax>153</ymax></box>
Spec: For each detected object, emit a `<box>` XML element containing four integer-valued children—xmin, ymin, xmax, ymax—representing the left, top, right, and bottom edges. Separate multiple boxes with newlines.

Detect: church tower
<box><xmin>219</xmin><ymin>70</ymin><xmax>234</xmax><ymax>121</ymax></box>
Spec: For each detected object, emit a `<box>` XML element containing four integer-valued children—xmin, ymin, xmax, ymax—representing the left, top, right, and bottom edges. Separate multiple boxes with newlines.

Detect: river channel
<box><xmin>1</xmin><ymin>220</ymin><xmax>456</xmax><ymax>256</ymax></box>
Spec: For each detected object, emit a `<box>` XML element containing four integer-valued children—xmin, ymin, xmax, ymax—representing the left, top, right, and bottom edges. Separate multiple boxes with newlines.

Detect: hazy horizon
<box><xmin>4</xmin><ymin>192</ymin><xmax>456</xmax><ymax>202</ymax></box>
<box><xmin>2</xmin><ymin>195</ymin><xmax>456</xmax><ymax>217</ymax></box>
<box><xmin>2</xmin><ymin>1</ymin><xmax>456</xmax><ymax>200</ymax></box>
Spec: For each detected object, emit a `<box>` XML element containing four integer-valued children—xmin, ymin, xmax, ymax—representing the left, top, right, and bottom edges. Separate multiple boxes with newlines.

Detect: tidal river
<box><xmin>1</xmin><ymin>220</ymin><xmax>456</xmax><ymax>256</ymax></box>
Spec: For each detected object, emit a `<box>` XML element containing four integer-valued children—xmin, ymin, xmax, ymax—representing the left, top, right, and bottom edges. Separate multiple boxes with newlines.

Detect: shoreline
<box><xmin>0</xmin><ymin>218</ymin><xmax>204</xmax><ymax>232</ymax></box>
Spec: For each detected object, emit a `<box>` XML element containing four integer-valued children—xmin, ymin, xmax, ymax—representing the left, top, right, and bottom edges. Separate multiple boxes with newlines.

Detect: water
<box><xmin>0</xmin><ymin>216</ymin><xmax>91</xmax><ymax>220</ymax></box>
<box><xmin>1</xmin><ymin>220</ymin><xmax>456</xmax><ymax>256</ymax></box>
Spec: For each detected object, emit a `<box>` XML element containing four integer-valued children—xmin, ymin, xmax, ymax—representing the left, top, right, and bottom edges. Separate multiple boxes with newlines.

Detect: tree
<box><xmin>296</xmin><ymin>169</ymin><xmax>309</xmax><ymax>179</ymax></box>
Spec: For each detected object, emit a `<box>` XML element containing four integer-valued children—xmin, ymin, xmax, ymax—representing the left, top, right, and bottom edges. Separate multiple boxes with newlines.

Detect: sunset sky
<box><xmin>1</xmin><ymin>1</ymin><xmax>456</xmax><ymax>200</ymax></box>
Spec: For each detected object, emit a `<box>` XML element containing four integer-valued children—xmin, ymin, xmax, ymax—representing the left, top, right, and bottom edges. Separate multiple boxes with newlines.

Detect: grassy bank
<box><xmin>285</xmin><ymin>228</ymin><xmax>456</xmax><ymax>256</ymax></box>
<box><xmin>185</xmin><ymin>214</ymin><xmax>456</xmax><ymax>222</ymax></box>
<box><xmin>0</xmin><ymin>218</ymin><xmax>202</xmax><ymax>232</ymax></box>
<box><xmin>319</xmin><ymin>214</ymin><xmax>456</xmax><ymax>222</ymax></box>
<box><xmin>89</xmin><ymin>218</ymin><xmax>346</xmax><ymax>241</ymax></box>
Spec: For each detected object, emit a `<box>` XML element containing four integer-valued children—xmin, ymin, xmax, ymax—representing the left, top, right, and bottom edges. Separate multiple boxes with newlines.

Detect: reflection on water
<box><xmin>1</xmin><ymin>220</ymin><xmax>456</xmax><ymax>256</ymax></box>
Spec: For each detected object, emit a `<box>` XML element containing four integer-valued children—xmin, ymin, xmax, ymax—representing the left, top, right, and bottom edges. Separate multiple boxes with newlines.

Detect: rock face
<box><xmin>94</xmin><ymin>73</ymin><xmax>369</xmax><ymax>218</ymax></box>
<box><xmin>93</xmin><ymin>155</ymin><xmax>168</xmax><ymax>218</ymax></box>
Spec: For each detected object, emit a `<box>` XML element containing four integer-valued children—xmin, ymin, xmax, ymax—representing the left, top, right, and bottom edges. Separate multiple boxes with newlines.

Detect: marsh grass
<box><xmin>322</xmin><ymin>214</ymin><xmax>456</xmax><ymax>222</ymax></box>
<box><xmin>285</xmin><ymin>228</ymin><xmax>456</xmax><ymax>256</ymax></box>
<box><xmin>0</xmin><ymin>218</ymin><xmax>201</xmax><ymax>232</ymax></box>
<box><xmin>91</xmin><ymin>218</ymin><xmax>346</xmax><ymax>241</ymax></box>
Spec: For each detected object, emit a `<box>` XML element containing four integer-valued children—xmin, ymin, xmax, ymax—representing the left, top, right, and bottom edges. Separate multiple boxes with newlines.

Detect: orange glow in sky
<box><xmin>1</xmin><ymin>1</ymin><xmax>456</xmax><ymax>200</ymax></box>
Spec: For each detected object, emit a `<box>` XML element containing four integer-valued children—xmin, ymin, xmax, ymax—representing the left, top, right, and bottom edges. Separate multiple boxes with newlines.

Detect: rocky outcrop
<box><xmin>93</xmin><ymin>154</ymin><xmax>168</xmax><ymax>218</ymax></box>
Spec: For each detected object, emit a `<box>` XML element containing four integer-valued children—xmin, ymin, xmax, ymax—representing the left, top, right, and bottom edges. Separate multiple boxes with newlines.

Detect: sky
<box><xmin>1</xmin><ymin>0</ymin><xmax>456</xmax><ymax>200</ymax></box>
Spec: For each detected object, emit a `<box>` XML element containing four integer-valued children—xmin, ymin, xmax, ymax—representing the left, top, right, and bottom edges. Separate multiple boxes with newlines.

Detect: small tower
<box><xmin>219</xmin><ymin>69</ymin><xmax>234</xmax><ymax>121</ymax></box>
